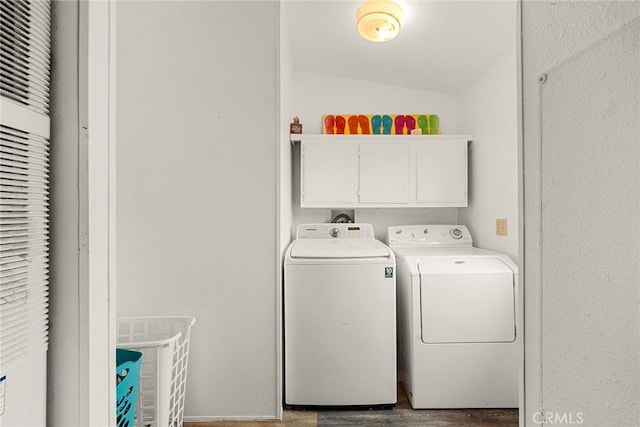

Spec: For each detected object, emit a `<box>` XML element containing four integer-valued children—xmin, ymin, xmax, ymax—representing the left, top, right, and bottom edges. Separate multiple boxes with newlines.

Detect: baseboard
<box><xmin>183</xmin><ymin>415</ymin><xmax>280</xmax><ymax>422</ymax></box>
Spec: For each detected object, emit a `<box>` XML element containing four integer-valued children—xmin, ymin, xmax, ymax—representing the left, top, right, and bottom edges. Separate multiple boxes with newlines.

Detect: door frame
<box><xmin>78</xmin><ymin>0</ymin><xmax>117</xmax><ymax>424</ymax></box>
<box><xmin>516</xmin><ymin>1</ymin><xmax>526</xmax><ymax>425</ymax></box>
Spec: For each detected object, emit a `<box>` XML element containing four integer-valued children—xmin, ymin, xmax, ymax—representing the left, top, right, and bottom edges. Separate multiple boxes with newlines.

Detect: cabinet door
<box><xmin>301</xmin><ymin>141</ymin><xmax>356</xmax><ymax>206</ymax></box>
<box><xmin>416</xmin><ymin>141</ymin><xmax>467</xmax><ymax>206</ymax></box>
<box><xmin>359</xmin><ymin>143</ymin><xmax>410</xmax><ymax>204</ymax></box>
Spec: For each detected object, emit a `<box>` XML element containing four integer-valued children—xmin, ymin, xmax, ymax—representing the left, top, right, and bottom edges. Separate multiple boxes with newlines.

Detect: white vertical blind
<box><xmin>0</xmin><ymin>0</ymin><xmax>51</xmax><ymax>370</ymax></box>
<box><xmin>0</xmin><ymin>0</ymin><xmax>51</xmax><ymax>114</ymax></box>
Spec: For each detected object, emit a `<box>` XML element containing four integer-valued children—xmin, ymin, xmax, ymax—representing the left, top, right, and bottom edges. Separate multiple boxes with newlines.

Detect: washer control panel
<box><xmin>297</xmin><ymin>223</ymin><xmax>375</xmax><ymax>240</ymax></box>
<box><xmin>387</xmin><ymin>225</ymin><xmax>473</xmax><ymax>247</ymax></box>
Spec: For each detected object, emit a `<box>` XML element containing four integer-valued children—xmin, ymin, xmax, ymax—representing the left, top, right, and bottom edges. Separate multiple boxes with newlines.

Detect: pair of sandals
<box><xmin>323</xmin><ymin>114</ymin><xmax>368</xmax><ymax>134</ymax></box>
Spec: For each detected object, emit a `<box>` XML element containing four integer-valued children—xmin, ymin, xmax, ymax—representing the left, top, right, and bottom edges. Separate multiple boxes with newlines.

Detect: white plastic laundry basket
<box><xmin>117</xmin><ymin>316</ymin><xmax>196</xmax><ymax>427</ymax></box>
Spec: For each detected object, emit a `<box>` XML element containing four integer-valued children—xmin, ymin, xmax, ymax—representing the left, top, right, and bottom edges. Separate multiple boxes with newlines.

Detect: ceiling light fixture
<box><xmin>356</xmin><ymin>0</ymin><xmax>405</xmax><ymax>43</ymax></box>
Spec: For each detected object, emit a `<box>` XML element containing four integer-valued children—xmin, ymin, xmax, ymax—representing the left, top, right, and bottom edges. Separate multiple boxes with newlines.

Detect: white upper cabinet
<box><xmin>416</xmin><ymin>141</ymin><xmax>468</xmax><ymax>206</ymax></box>
<box><xmin>359</xmin><ymin>143</ymin><xmax>410</xmax><ymax>204</ymax></box>
<box><xmin>301</xmin><ymin>140</ymin><xmax>357</xmax><ymax>205</ymax></box>
<box><xmin>298</xmin><ymin>135</ymin><xmax>470</xmax><ymax>208</ymax></box>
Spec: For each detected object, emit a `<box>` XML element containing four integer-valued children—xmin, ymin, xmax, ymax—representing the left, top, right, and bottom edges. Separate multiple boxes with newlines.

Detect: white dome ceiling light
<box><xmin>356</xmin><ymin>0</ymin><xmax>405</xmax><ymax>43</ymax></box>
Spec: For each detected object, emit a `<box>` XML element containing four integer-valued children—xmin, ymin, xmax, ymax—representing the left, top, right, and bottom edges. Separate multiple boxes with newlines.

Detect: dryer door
<box><xmin>418</xmin><ymin>258</ymin><xmax>515</xmax><ymax>344</ymax></box>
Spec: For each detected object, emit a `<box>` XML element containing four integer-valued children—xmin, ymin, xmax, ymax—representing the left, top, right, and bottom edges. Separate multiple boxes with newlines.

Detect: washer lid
<box><xmin>290</xmin><ymin>239</ymin><xmax>390</xmax><ymax>258</ymax></box>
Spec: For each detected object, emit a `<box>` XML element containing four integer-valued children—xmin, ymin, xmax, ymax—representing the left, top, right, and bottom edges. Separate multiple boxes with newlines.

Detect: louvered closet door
<box><xmin>1</xmin><ymin>0</ymin><xmax>51</xmax><ymax>114</ymax></box>
<box><xmin>0</xmin><ymin>0</ymin><xmax>51</xmax><ymax>381</ymax></box>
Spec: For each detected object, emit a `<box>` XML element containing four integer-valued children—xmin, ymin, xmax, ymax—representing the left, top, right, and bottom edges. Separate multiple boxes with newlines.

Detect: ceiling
<box><xmin>285</xmin><ymin>1</ymin><xmax>517</xmax><ymax>94</ymax></box>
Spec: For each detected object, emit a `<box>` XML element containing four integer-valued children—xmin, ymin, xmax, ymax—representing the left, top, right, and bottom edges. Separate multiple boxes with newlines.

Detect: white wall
<box><xmin>293</xmin><ymin>70</ymin><xmax>459</xmax><ymax>135</ymax></box>
<box><xmin>280</xmin><ymin>8</ymin><xmax>294</xmax><ymax>254</ymax></box>
<box><xmin>291</xmin><ymin>70</ymin><xmax>459</xmax><ymax>238</ymax></box>
<box><xmin>277</xmin><ymin>4</ymin><xmax>294</xmax><ymax>417</ymax></box>
<box><xmin>457</xmin><ymin>48</ymin><xmax>518</xmax><ymax>262</ymax></box>
<box><xmin>280</xmin><ymin>7</ymin><xmax>294</xmax><ymax>264</ymax></box>
<box><xmin>116</xmin><ymin>1</ymin><xmax>280</xmax><ymax>420</ymax></box>
<box><xmin>522</xmin><ymin>3</ymin><xmax>639</xmax><ymax>426</ymax></box>
<box><xmin>49</xmin><ymin>2</ymin><xmax>81</xmax><ymax>424</ymax></box>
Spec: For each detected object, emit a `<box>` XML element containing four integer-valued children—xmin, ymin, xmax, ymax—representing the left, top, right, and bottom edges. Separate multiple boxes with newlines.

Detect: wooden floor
<box><xmin>184</xmin><ymin>384</ymin><xmax>518</xmax><ymax>427</ymax></box>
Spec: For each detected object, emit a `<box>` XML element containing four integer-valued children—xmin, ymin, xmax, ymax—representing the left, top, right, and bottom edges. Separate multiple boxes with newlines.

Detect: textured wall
<box><xmin>116</xmin><ymin>1</ymin><xmax>279</xmax><ymax>419</ymax></box>
<box><xmin>522</xmin><ymin>2</ymin><xmax>640</xmax><ymax>426</ymax></box>
<box><xmin>457</xmin><ymin>48</ymin><xmax>518</xmax><ymax>262</ymax></box>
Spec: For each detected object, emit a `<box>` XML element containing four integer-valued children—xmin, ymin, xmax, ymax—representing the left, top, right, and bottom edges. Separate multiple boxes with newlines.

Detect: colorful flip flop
<box><xmin>348</xmin><ymin>115</ymin><xmax>360</xmax><ymax>134</ymax></box>
<box><xmin>417</xmin><ymin>115</ymin><xmax>429</xmax><ymax>135</ymax></box>
<box><xmin>371</xmin><ymin>115</ymin><xmax>382</xmax><ymax>134</ymax></box>
<box><xmin>394</xmin><ymin>115</ymin><xmax>406</xmax><ymax>135</ymax></box>
<box><xmin>324</xmin><ymin>115</ymin><xmax>335</xmax><ymax>134</ymax></box>
<box><xmin>358</xmin><ymin>115</ymin><xmax>370</xmax><ymax>134</ymax></box>
<box><xmin>428</xmin><ymin>115</ymin><xmax>440</xmax><ymax>134</ymax></box>
<box><xmin>405</xmin><ymin>115</ymin><xmax>416</xmax><ymax>134</ymax></box>
<box><xmin>382</xmin><ymin>115</ymin><xmax>393</xmax><ymax>134</ymax></box>
<box><xmin>335</xmin><ymin>115</ymin><xmax>346</xmax><ymax>134</ymax></box>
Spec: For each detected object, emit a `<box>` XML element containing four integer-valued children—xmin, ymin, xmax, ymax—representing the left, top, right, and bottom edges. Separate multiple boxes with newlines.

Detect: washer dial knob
<box><xmin>450</xmin><ymin>228</ymin><xmax>463</xmax><ymax>239</ymax></box>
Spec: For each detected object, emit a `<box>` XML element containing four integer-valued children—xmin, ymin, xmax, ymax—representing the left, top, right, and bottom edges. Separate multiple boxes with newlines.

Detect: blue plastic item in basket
<box><xmin>116</xmin><ymin>348</ymin><xmax>142</xmax><ymax>427</ymax></box>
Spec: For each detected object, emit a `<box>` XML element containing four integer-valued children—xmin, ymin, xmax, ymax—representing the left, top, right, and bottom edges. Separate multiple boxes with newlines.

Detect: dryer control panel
<box><xmin>387</xmin><ymin>224</ymin><xmax>473</xmax><ymax>247</ymax></box>
<box><xmin>296</xmin><ymin>223</ymin><xmax>375</xmax><ymax>240</ymax></box>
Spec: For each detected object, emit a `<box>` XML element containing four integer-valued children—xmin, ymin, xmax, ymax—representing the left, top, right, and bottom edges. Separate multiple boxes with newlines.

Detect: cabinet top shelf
<box><xmin>290</xmin><ymin>133</ymin><xmax>473</xmax><ymax>145</ymax></box>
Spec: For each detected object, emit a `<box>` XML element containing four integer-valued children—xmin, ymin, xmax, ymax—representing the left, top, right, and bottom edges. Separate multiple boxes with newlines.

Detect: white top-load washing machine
<box><xmin>387</xmin><ymin>225</ymin><xmax>519</xmax><ymax>409</ymax></box>
<box><xmin>284</xmin><ymin>223</ymin><xmax>396</xmax><ymax>407</ymax></box>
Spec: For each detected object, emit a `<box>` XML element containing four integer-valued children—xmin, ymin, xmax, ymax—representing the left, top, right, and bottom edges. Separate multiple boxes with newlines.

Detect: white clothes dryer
<box><xmin>387</xmin><ymin>225</ymin><xmax>519</xmax><ymax>409</ymax></box>
<box><xmin>284</xmin><ymin>223</ymin><xmax>396</xmax><ymax>408</ymax></box>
